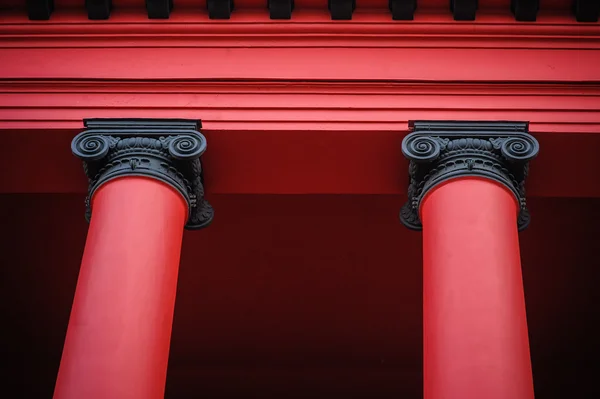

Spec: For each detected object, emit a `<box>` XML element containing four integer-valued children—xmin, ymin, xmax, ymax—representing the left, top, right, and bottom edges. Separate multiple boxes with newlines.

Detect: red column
<box><xmin>54</xmin><ymin>176</ymin><xmax>188</xmax><ymax>399</ymax></box>
<box><xmin>421</xmin><ymin>177</ymin><xmax>534</xmax><ymax>399</ymax></box>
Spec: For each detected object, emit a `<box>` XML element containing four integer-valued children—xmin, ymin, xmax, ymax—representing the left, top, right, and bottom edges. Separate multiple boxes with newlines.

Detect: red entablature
<box><xmin>1</xmin><ymin>7</ymin><xmax>599</xmax><ymax>197</ymax></box>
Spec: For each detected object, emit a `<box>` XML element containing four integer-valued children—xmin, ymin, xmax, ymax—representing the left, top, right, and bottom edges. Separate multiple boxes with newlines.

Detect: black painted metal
<box><xmin>86</xmin><ymin>0</ymin><xmax>111</xmax><ymax>20</ymax></box>
<box><xmin>399</xmin><ymin>121</ymin><xmax>539</xmax><ymax>231</ymax></box>
<box><xmin>27</xmin><ymin>0</ymin><xmax>54</xmax><ymax>20</ymax></box>
<box><xmin>451</xmin><ymin>0</ymin><xmax>478</xmax><ymax>21</ymax></box>
<box><xmin>573</xmin><ymin>0</ymin><xmax>600</xmax><ymax>22</ymax></box>
<box><xmin>208</xmin><ymin>0</ymin><xmax>235</xmax><ymax>19</ymax></box>
<box><xmin>146</xmin><ymin>0</ymin><xmax>173</xmax><ymax>19</ymax></box>
<box><xmin>511</xmin><ymin>0</ymin><xmax>539</xmax><ymax>21</ymax></box>
<box><xmin>328</xmin><ymin>0</ymin><xmax>355</xmax><ymax>20</ymax></box>
<box><xmin>389</xmin><ymin>0</ymin><xmax>416</xmax><ymax>20</ymax></box>
<box><xmin>269</xmin><ymin>0</ymin><xmax>294</xmax><ymax>19</ymax></box>
<box><xmin>72</xmin><ymin>119</ymin><xmax>214</xmax><ymax>230</ymax></box>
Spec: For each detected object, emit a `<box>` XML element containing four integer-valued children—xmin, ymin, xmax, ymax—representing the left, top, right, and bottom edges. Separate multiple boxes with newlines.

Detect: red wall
<box><xmin>1</xmin><ymin>3</ymin><xmax>599</xmax><ymax>398</ymax></box>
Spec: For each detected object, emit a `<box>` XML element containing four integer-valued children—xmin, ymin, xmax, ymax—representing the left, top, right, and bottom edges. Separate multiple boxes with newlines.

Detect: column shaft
<box><xmin>421</xmin><ymin>177</ymin><xmax>534</xmax><ymax>399</ymax></box>
<box><xmin>54</xmin><ymin>176</ymin><xmax>187</xmax><ymax>399</ymax></box>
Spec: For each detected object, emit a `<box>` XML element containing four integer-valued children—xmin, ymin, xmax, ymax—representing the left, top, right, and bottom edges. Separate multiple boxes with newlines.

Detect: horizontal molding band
<box><xmin>1</xmin><ymin>81</ymin><xmax>599</xmax><ymax>131</ymax></box>
<box><xmin>2</xmin><ymin>80</ymin><xmax>600</xmax><ymax>93</ymax></box>
<box><xmin>2</xmin><ymin>12</ymin><xmax>599</xmax><ymax>50</ymax></box>
<box><xmin>1</xmin><ymin>47</ymin><xmax>599</xmax><ymax>82</ymax></box>
<box><xmin>2</xmin><ymin>121</ymin><xmax>600</xmax><ymax>133</ymax></box>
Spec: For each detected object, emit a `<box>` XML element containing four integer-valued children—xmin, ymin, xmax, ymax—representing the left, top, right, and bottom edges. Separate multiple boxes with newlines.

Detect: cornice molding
<box><xmin>72</xmin><ymin>118</ymin><xmax>214</xmax><ymax>229</ymax></box>
<box><xmin>399</xmin><ymin>121</ymin><xmax>539</xmax><ymax>231</ymax></box>
<box><xmin>1</xmin><ymin>13</ymin><xmax>599</xmax><ymax>49</ymax></box>
<box><xmin>3</xmin><ymin>79</ymin><xmax>600</xmax><ymax>94</ymax></box>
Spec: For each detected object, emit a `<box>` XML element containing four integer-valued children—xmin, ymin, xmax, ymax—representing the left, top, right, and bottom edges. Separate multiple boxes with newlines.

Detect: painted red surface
<box><xmin>3</xmin><ymin>127</ymin><xmax>600</xmax><ymax>199</ymax></box>
<box><xmin>1</xmin><ymin>10</ymin><xmax>599</xmax><ymax>197</ymax></box>
<box><xmin>2</xmin><ymin>82</ymin><xmax>600</xmax><ymax>132</ymax></box>
<box><xmin>3</xmin><ymin>46</ymin><xmax>600</xmax><ymax>82</ymax></box>
<box><xmin>2</xmin><ymin>193</ymin><xmax>600</xmax><ymax>397</ymax></box>
<box><xmin>1</xmin><ymin>5</ymin><xmax>599</xmax><ymax>398</ymax></box>
<box><xmin>421</xmin><ymin>178</ymin><xmax>534</xmax><ymax>399</ymax></box>
<box><xmin>53</xmin><ymin>177</ymin><xmax>188</xmax><ymax>399</ymax></box>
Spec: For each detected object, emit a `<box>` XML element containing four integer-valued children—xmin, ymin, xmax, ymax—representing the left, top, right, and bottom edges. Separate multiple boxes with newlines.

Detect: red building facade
<box><xmin>1</xmin><ymin>1</ymin><xmax>599</xmax><ymax>398</ymax></box>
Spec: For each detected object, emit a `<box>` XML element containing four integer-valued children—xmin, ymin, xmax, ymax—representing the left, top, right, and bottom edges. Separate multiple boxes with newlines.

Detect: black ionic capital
<box><xmin>71</xmin><ymin>118</ymin><xmax>214</xmax><ymax>230</ymax></box>
<box><xmin>400</xmin><ymin>121</ymin><xmax>539</xmax><ymax>231</ymax></box>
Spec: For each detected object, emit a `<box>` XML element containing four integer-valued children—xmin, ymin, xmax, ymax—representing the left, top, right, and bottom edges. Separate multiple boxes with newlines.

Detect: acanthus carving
<box><xmin>400</xmin><ymin>121</ymin><xmax>539</xmax><ymax>231</ymax></box>
<box><xmin>72</xmin><ymin>119</ymin><xmax>213</xmax><ymax>230</ymax></box>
